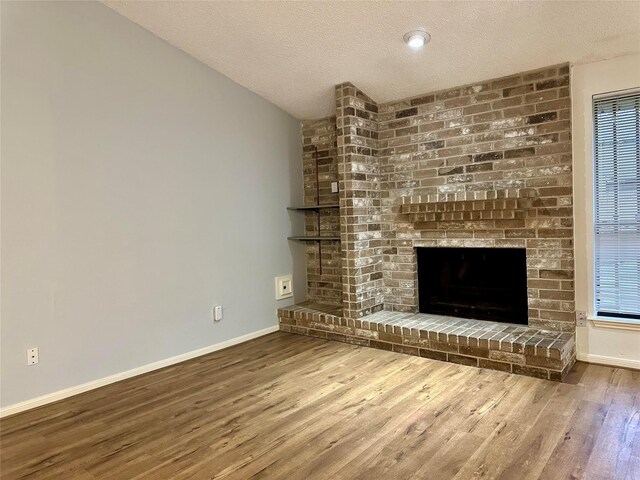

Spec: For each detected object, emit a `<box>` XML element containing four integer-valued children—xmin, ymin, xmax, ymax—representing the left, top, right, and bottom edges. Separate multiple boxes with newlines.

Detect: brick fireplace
<box><xmin>281</xmin><ymin>63</ymin><xmax>576</xmax><ymax>380</ymax></box>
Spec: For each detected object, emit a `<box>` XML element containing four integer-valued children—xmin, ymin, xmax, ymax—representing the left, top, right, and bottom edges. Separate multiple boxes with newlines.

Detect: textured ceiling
<box><xmin>105</xmin><ymin>1</ymin><xmax>640</xmax><ymax>119</ymax></box>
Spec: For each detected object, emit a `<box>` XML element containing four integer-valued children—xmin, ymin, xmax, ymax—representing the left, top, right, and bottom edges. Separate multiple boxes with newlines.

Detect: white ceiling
<box><xmin>105</xmin><ymin>1</ymin><xmax>640</xmax><ymax>120</ymax></box>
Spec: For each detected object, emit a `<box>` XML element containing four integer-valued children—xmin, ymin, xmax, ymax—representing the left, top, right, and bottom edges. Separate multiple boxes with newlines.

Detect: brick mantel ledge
<box><xmin>400</xmin><ymin>188</ymin><xmax>537</xmax><ymax>206</ymax></box>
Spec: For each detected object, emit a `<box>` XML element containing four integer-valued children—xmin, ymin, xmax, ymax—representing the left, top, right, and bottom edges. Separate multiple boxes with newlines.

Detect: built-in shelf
<box><xmin>287</xmin><ymin>236</ymin><xmax>340</xmax><ymax>241</ymax></box>
<box><xmin>287</xmin><ymin>204</ymin><xmax>341</xmax><ymax>243</ymax></box>
<box><xmin>288</xmin><ymin>146</ymin><xmax>341</xmax><ymax>275</ymax></box>
<box><xmin>287</xmin><ymin>204</ymin><xmax>340</xmax><ymax>211</ymax></box>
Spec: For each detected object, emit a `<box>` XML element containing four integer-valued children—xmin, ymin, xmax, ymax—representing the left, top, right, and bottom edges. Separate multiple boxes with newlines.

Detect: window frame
<box><xmin>591</xmin><ymin>87</ymin><xmax>640</xmax><ymax>325</ymax></box>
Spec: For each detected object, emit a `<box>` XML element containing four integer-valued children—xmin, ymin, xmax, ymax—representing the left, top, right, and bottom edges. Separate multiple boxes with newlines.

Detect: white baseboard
<box><xmin>0</xmin><ymin>325</ymin><xmax>280</xmax><ymax>418</ymax></box>
<box><xmin>577</xmin><ymin>352</ymin><xmax>640</xmax><ymax>370</ymax></box>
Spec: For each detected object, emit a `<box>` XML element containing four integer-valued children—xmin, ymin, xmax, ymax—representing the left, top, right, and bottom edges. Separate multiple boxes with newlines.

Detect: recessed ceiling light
<box><xmin>403</xmin><ymin>29</ymin><xmax>431</xmax><ymax>49</ymax></box>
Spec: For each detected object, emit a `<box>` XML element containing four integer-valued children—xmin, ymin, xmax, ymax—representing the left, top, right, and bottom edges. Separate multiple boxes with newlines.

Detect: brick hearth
<box><xmin>278</xmin><ymin>303</ymin><xmax>575</xmax><ymax>381</ymax></box>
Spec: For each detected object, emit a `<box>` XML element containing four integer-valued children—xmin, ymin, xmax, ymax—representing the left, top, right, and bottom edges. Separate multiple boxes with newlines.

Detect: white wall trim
<box><xmin>0</xmin><ymin>325</ymin><xmax>279</xmax><ymax>419</ymax></box>
<box><xmin>577</xmin><ymin>352</ymin><xmax>640</xmax><ymax>370</ymax></box>
<box><xmin>589</xmin><ymin>318</ymin><xmax>640</xmax><ymax>332</ymax></box>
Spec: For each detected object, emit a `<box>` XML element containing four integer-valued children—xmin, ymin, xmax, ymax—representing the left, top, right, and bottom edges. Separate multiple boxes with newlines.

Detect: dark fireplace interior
<box><xmin>417</xmin><ymin>247</ymin><xmax>528</xmax><ymax>325</ymax></box>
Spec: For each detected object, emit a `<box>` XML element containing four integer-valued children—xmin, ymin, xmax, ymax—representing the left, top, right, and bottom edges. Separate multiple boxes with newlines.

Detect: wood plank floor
<box><xmin>1</xmin><ymin>332</ymin><xmax>638</xmax><ymax>480</ymax></box>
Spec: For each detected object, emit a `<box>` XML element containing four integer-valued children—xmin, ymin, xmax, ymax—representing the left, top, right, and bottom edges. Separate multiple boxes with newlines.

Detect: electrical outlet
<box><xmin>331</xmin><ymin>182</ymin><xmax>339</xmax><ymax>193</ymax></box>
<box><xmin>275</xmin><ymin>275</ymin><xmax>293</xmax><ymax>300</ymax></box>
<box><xmin>27</xmin><ymin>347</ymin><xmax>39</xmax><ymax>366</ymax></box>
<box><xmin>576</xmin><ymin>311</ymin><xmax>588</xmax><ymax>327</ymax></box>
<box><xmin>213</xmin><ymin>305</ymin><xmax>223</xmax><ymax>322</ymax></box>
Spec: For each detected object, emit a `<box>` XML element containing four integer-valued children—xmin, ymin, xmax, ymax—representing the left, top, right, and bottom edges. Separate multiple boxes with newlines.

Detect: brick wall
<box><xmin>299</xmin><ymin>64</ymin><xmax>574</xmax><ymax>333</ymax></box>
<box><xmin>301</xmin><ymin>118</ymin><xmax>342</xmax><ymax>306</ymax></box>
<box><xmin>378</xmin><ymin>64</ymin><xmax>573</xmax><ymax>332</ymax></box>
<box><xmin>336</xmin><ymin>83</ymin><xmax>384</xmax><ymax>319</ymax></box>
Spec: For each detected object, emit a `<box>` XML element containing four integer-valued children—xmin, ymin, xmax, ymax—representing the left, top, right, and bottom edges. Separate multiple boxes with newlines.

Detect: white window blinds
<box><xmin>593</xmin><ymin>91</ymin><xmax>640</xmax><ymax>320</ymax></box>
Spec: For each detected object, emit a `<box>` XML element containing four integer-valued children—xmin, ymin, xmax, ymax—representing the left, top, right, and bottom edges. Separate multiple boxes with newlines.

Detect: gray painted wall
<box><xmin>1</xmin><ymin>1</ymin><xmax>305</xmax><ymax>408</ymax></box>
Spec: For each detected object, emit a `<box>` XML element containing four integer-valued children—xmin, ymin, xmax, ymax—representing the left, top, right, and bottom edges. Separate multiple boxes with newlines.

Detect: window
<box><xmin>593</xmin><ymin>91</ymin><xmax>640</xmax><ymax>320</ymax></box>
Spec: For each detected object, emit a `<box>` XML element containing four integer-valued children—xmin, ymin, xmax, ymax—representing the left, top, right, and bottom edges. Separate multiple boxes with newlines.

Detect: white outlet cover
<box><xmin>576</xmin><ymin>311</ymin><xmax>588</xmax><ymax>327</ymax></box>
<box><xmin>275</xmin><ymin>275</ymin><xmax>293</xmax><ymax>300</ymax></box>
<box><xmin>213</xmin><ymin>305</ymin><xmax>223</xmax><ymax>322</ymax></box>
<box><xmin>27</xmin><ymin>347</ymin><xmax>39</xmax><ymax>366</ymax></box>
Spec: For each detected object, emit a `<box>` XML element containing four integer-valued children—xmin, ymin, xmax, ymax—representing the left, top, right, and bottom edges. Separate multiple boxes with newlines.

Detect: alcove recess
<box><xmin>288</xmin><ymin>142</ymin><xmax>342</xmax><ymax>307</ymax></box>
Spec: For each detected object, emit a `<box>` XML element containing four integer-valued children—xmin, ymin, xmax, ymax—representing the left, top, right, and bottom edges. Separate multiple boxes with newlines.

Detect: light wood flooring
<box><xmin>1</xmin><ymin>332</ymin><xmax>638</xmax><ymax>479</ymax></box>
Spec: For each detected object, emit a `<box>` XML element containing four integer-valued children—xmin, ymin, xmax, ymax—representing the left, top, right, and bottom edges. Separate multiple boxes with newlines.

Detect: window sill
<box><xmin>588</xmin><ymin>317</ymin><xmax>640</xmax><ymax>332</ymax></box>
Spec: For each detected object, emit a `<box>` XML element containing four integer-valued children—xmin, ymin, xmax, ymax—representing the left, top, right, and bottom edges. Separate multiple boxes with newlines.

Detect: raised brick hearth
<box><xmin>278</xmin><ymin>302</ymin><xmax>575</xmax><ymax>381</ymax></box>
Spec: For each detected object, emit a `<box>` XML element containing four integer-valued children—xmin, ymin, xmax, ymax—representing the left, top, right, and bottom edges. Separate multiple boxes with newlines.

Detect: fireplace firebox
<box><xmin>417</xmin><ymin>247</ymin><xmax>528</xmax><ymax>325</ymax></box>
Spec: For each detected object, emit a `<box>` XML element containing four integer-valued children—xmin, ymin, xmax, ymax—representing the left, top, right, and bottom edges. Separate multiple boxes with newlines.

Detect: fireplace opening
<box><xmin>417</xmin><ymin>247</ymin><xmax>528</xmax><ymax>325</ymax></box>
